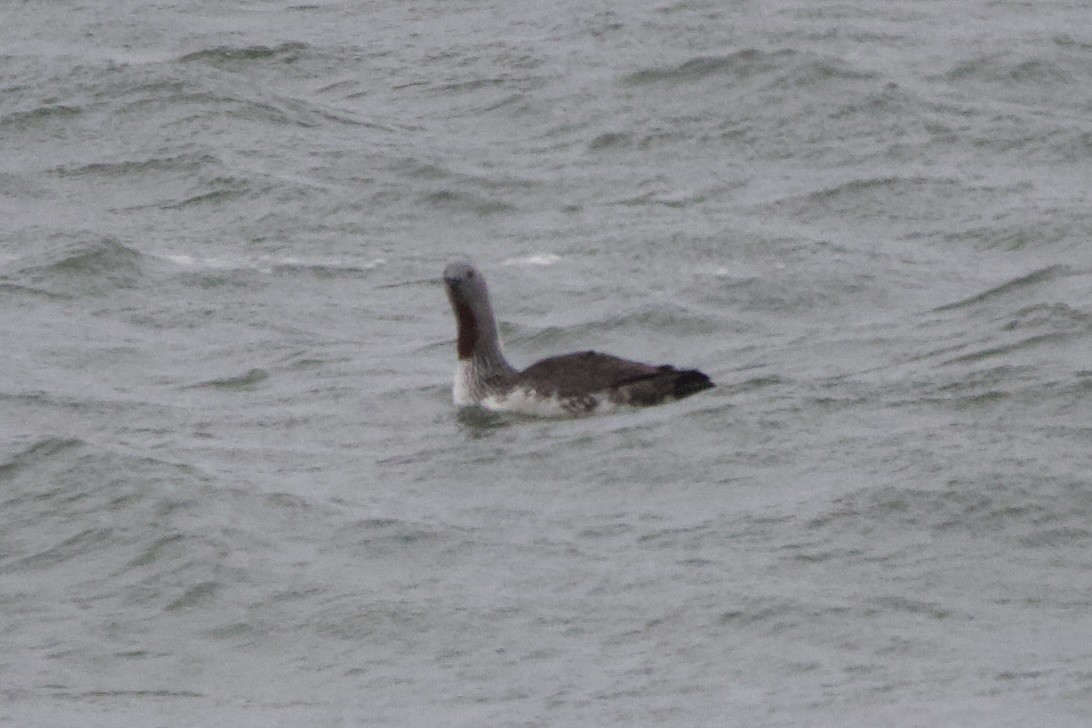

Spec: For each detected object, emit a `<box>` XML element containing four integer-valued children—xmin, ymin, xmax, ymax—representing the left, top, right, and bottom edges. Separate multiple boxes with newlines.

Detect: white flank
<box><xmin>455</xmin><ymin>362</ymin><xmax>622</xmax><ymax>417</ymax></box>
<box><xmin>481</xmin><ymin>387</ymin><xmax>622</xmax><ymax>418</ymax></box>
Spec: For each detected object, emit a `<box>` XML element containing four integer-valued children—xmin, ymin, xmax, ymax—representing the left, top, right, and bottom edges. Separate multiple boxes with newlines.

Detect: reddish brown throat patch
<box><xmin>454</xmin><ymin>301</ymin><xmax>479</xmax><ymax>359</ymax></box>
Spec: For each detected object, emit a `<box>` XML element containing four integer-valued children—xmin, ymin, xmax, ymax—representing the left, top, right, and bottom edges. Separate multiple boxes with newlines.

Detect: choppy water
<box><xmin>3</xmin><ymin>0</ymin><xmax>1092</xmax><ymax>725</ymax></box>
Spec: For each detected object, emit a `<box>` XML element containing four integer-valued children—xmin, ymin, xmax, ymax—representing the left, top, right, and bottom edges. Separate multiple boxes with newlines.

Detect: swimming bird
<box><xmin>443</xmin><ymin>261</ymin><xmax>713</xmax><ymax>417</ymax></box>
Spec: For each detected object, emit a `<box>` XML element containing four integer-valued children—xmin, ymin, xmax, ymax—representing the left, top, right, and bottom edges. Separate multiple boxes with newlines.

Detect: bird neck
<box><xmin>454</xmin><ymin>298</ymin><xmax>514</xmax><ymax>375</ymax></box>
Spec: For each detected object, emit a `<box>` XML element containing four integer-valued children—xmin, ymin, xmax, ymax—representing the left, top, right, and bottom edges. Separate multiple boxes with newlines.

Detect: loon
<box><xmin>443</xmin><ymin>261</ymin><xmax>713</xmax><ymax>417</ymax></box>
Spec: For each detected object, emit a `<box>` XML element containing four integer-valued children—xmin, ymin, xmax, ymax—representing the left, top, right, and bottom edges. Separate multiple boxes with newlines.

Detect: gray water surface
<box><xmin>2</xmin><ymin>0</ymin><xmax>1091</xmax><ymax>726</ymax></box>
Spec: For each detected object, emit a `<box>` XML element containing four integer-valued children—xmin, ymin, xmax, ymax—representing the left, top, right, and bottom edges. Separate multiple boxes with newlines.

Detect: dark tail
<box><xmin>673</xmin><ymin>368</ymin><xmax>714</xmax><ymax>400</ymax></box>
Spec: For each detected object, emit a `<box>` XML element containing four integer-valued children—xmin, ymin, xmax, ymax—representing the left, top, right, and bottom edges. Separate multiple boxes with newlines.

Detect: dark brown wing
<box><xmin>514</xmin><ymin>350</ymin><xmax>713</xmax><ymax>405</ymax></box>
